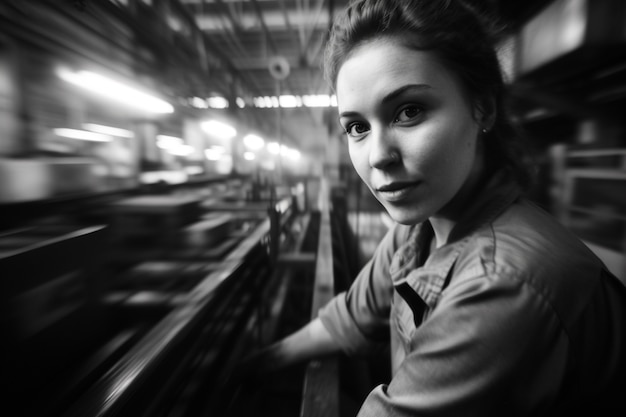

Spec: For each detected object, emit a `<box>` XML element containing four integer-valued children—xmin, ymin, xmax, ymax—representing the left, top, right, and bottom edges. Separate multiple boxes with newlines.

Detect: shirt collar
<box><xmin>447</xmin><ymin>169</ymin><xmax>522</xmax><ymax>243</ymax></box>
<box><xmin>390</xmin><ymin>170</ymin><xmax>522</xmax><ymax>307</ymax></box>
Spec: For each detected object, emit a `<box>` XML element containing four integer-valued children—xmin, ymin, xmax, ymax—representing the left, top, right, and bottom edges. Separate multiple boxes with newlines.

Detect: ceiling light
<box><xmin>248</xmin><ymin>94</ymin><xmax>338</xmax><ymax>108</ymax></box>
<box><xmin>201</xmin><ymin>120</ymin><xmax>237</xmax><ymax>139</ymax></box>
<box><xmin>207</xmin><ymin>96</ymin><xmax>229</xmax><ymax>109</ymax></box>
<box><xmin>190</xmin><ymin>97</ymin><xmax>209</xmax><ymax>109</ymax></box>
<box><xmin>278</xmin><ymin>95</ymin><xmax>301</xmax><ymax>108</ymax></box>
<box><xmin>83</xmin><ymin>123</ymin><xmax>134</xmax><ymax>138</ymax></box>
<box><xmin>54</xmin><ymin>128</ymin><xmax>111</xmax><ymax>142</ymax></box>
<box><xmin>302</xmin><ymin>94</ymin><xmax>336</xmax><ymax>108</ymax></box>
<box><xmin>167</xmin><ymin>144</ymin><xmax>195</xmax><ymax>156</ymax></box>
<box><xmin>156</xmin><ymin>135</ymin><xmax>184</xmax><ymax>149</ymax></box>
<box><xmin>243</xmin><ymin>134</ymin><xmax>265</xmax><ymax>150</ymax></box>
<box><xmin>267</xmin><ymin>142</ymin><xmax>280</xmax><ymax>155</ymax></box>
<box><xmin>243</xmin><ymin>151</ymin><xmax>256</xmax><ymax>161</ymax></box>
<box><xmin>288</xmin><ymin>149</ymin><xmax>301</xmax><ymax>161</ymax></box>
<box><xmin>57</xmin><ymin>68</ymin><xmax>174</xmax><ymax>113</ymax></box>
<box><xmin>205</xmin><ymin>146</ymin><xmax>225</xmax><ymax>161</ymax></box>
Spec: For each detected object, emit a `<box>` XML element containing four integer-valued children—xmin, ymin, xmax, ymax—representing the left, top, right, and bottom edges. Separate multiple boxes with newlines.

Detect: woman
<box><xmin>241</xmin><ymin>0</ymin><xmax>626</xmax><ymax>415</ymax></box>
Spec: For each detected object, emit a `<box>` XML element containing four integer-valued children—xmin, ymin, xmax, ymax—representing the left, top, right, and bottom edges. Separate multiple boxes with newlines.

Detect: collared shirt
<box><xmin>319</xmin><ymin>171</ymin><xmax>626</xmax><ymax>416</ymax></box>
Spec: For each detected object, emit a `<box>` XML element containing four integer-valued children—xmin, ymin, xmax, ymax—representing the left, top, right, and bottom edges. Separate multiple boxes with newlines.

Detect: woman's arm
<box><xmin>267</xmin><ymin>317</ymin><xmax>341</xmax><ymax>366</ymax></box>
<box><xmin>237</xmin><ymin>224</ymin><xmax>406</xmax><ymax>377</ymax></box>
<box><xmin>238</xmin><ymin>317</ymin><xmax>341</xmax><ymax>375</ymax></box>
<box><xmin>358</xmin><ymin>272</ymin><xmax>567</xmax><ymax>416</ymax></box>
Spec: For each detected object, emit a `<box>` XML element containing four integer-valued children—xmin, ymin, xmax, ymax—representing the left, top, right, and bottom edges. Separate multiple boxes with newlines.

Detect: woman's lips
<box><xmin>375</xmin><ymin>182</ymin><xmax>420</xmax><ymax>202</ymax></box>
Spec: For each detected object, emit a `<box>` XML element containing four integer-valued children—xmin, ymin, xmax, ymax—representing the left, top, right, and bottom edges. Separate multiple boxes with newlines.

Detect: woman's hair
<box><xmin>324</xmin><ymin>0</ymin><xmax>533</xmax><ymax>189</ymax></box>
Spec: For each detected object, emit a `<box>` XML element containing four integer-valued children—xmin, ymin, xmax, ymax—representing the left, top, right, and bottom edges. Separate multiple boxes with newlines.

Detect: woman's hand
<box><xmin>230</xmin><ymin>318</ymin><xmax>341</xmax><ymax>382</ymax></box>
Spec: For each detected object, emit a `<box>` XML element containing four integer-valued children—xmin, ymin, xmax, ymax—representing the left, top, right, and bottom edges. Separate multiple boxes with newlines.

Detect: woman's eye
<box><xmin>395</xmin><ymin>105</ymin><xmax>422</xmax><ymax>123</ymax></box>
<box><xmin>345</xmin><ymin>122</ymin><xmax>369</xmax><ymax>137</ymax></box>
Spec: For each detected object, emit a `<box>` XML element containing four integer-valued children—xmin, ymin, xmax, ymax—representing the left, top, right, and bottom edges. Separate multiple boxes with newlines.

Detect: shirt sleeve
<box><xmin>358</xmin><ymin>265</ymin><xmax>569</xmax><ymax>416</ymax></box>
<box><xmin>318</xmin><ymin>224</ymin><xmax>412</xmax><ymax>356</ymax></box>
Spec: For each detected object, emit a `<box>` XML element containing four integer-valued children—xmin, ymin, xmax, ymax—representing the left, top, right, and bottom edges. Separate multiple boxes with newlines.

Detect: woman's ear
<box><xmin>473</xmin><ymin>95</ymin><xmax>496</xmax><ymax>131</ymax></box>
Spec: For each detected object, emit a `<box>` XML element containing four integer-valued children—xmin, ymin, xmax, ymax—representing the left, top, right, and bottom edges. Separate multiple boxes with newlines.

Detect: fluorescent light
<box><xmin>156</xmin><ymin>135</ymin><xmax>184</xmax><ymax>149</ymax></box>
<box><xmin>157</xmin><ymin>134</ymin><xmax>183</xmax><ymax>143</ymax></box>
<box><xmin>279</xmin><ymin>95</ymin><xmax>301</xmax><ymax>108</ymax></box>
<box><xmin>248</xmin><ymin>94</ymin><xmax>338</xmax><ymax>108</ymax></box>
<box><xmin>267</xmin><ymin>142</ymin><xmax>280</xmax><ymax>155</ymax></box>
<box><xmin>54</xmin><ymin>128</ymin><xmax>111</xmax><ymax>142</ymax></box>
<box><xmin>83</xmin><ymin>123</ymin><xmax>134</xmax><ymax>138</ymax></box>
<box><xmin>253</xmin><ymin>97</ymin><xmax>267</xmax><ymax>108</ymax></box>
<box><xmin>243</xmin><ymin>151</ymin><xmax>256</xmax><ymax>161</ymax></box>
<box><xmin>204</xmin><ymin>146</ymin><xmax>225</xmax><ymax>161</ymax></box>
<box><xmin>207</xmin><ymin>96</ymin><xmax>229</xmax><ymax>109</ymax></box>
<box><xmin>287</xmin><ymin>149</ymin><xmax>301</xmax><ymax>161</ymax></box>
<box><xmin>57</xmin><ymin>68</ymin><xmax>174</xmax><ymax>113</ymax></box>
<box><xmin>167</xmin><ymin>144</ymin><xmax>195</xmax><ymax>156</ymax></box>
<box><xmin>201</xmin><ymin>120</ymin><xmax>237</xmax><ymax>139</ymax></box>
<box><xmin>156</xmin><ymin>135</ymin><xmax>195</xmax><ymax>156</ymax></box>
<box><xmin>302</xmin><ymin>94</ymin><xmax>335</xmax><ymax>107</ymax></box>
<box><xmin>243</xmin><ymin>134</ymin><xmax>265</xmax><ymax>150</ymax></box>
<box><xmin>191</xmin><ymin>97</ymin><xmax>208</xmax><ymax>109</ymax></box>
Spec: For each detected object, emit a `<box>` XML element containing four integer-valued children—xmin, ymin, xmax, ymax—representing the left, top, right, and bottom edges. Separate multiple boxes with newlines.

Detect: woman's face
<box><xmin>336</xmin><ymin>38</ymin><xmax>485</xmax><ymax>225</ymax></box>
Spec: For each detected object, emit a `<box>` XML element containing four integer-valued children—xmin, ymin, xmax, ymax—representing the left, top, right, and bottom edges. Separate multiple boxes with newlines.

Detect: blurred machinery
<box><xmin>0</xmin><ymin>175</ymin><xmax>359</xmax><ymax>417</ymax></box>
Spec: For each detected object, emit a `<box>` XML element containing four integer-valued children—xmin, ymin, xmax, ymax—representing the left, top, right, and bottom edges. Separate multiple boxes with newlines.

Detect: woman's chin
<box><xmin>382</xmin><ymin>205</ymin><xmax>425</xmax><ymax>226</ymax></box>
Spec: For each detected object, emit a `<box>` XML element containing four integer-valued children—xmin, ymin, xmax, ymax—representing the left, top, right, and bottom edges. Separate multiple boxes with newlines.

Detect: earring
<box><xmin>482</xmin><ymin>128</ymin><xmax>488</xmax><ymax>134</ymax></box>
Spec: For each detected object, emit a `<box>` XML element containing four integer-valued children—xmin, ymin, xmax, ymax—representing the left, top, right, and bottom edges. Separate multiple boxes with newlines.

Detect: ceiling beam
<box><xmin>249</xmin><ymin>0</ymin><xmax>280</xmax><ymax>55</ymax></box>
<box><xmin>277</xmin><ymin>0</ymin><xmax>304</xmax><ymax>58</ymax></box>
<box><xmin>299</xmin><ymin>0</ymin><xmax>326</xmax><ymax>66</ymax></box>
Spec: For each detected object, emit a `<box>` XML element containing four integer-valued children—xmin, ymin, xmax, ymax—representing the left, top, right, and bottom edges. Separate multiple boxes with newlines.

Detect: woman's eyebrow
<box><xmin>338</xmin><ymin>84</ymin><xmax>432</xmax><ymax>119</ymax></box>
<box><xmin>381</xmin><ymin>84</ymin><xmax>432</xmax><ymax>105</ymax></box>
<box><xmin>338</xmin><ymin>110</ymin><xmax>360</xmax><ymax>119</ymax></box>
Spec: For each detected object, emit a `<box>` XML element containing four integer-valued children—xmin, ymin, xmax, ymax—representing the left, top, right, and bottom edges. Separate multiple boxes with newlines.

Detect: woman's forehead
<box><xmin>335</xmin><ymin>40</ymin><xmax>461</xmax><ymax>107</ymax></box>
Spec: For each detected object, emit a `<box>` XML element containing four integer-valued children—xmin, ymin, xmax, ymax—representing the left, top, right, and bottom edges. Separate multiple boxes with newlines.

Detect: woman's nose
<box><xmin>368</xmin><ymin>128</ymin><xmax>400</xmax><ymax>169</ymax></box>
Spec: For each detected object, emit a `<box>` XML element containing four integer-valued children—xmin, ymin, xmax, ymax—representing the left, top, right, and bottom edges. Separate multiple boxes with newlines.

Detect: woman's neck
<box><xmin>429</xmin><ymin>151</ymin><xmax>488</xmax><ymax>248</ymax></box>
<box><xmin>428</xmin><ymin>217</ymin><xmax>456</xmax><ymax>249</ymax></box>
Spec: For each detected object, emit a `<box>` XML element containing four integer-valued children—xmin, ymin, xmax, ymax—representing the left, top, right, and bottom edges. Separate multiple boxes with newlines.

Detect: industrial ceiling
<box><xmin>3</xmin><ymin>0</ymin><xmax>626</xmax><ymax>165</ymax></box>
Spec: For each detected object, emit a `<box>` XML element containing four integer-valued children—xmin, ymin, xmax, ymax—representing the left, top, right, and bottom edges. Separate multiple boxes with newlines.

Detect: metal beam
<box><xmin>299</xmin><ymin>0</ymin><xmax>326</xmax><ymax>66</ymax></box>
<box><xmin>277</xmin><ymin>0</ymin><xmax>303</xmax><ymax>54</ymax></box>
<box><xmin>249</xmin><ymin>0</ymin><xmax>279</xmax><ymax>55</ymax></box>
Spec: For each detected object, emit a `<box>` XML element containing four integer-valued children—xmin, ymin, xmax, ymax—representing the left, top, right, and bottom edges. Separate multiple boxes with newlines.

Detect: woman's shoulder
<box><xmin>452</xmin><ymin>198</ymin><xmax>607</xmax><ymax>325</ymax></box>
<box><xmin>488</xmin><ymin>198</ymin><xmax>602</xmax><ymax>271</ymax></box>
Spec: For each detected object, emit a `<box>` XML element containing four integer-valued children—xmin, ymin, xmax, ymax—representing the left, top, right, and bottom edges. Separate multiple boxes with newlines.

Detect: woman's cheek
<box><xmin>348</xmin><ymin>144</ymin><xmax>368</xmax><ymax>177</ymax></box>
